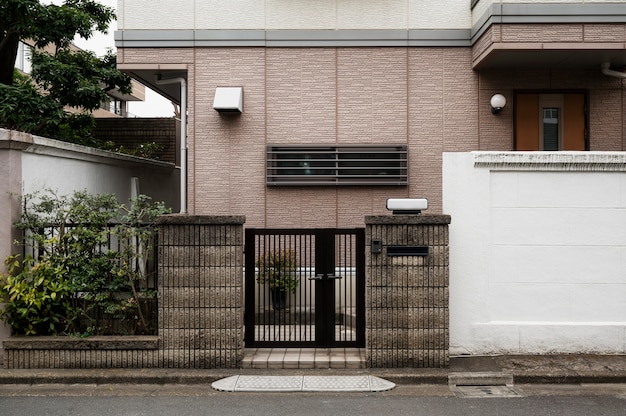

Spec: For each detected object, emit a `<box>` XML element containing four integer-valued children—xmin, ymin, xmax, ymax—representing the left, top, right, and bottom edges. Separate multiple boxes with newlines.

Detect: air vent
<box><xmin>213</xmin><ymin>87</ymin><xmax>243</xmax><ymax>113</ymax></box>
<box><xmin>266</xmin><ymin>145</ymin><xmax>408</xmax><ymax>186</ymax></box>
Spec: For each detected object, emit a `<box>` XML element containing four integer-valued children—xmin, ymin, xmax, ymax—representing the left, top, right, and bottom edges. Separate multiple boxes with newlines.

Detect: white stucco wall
<box><xmin>443</xmin><ymin>152</ymin><xmax>626</xmax><ymax>355</ymax></box>
<box><xmin>118</xmin><ymin>0</ymin><xmax>471</xmax><ymax>30</ymax></box>
<box><xmin>0</xmin><ymin>129</ymin><xmax>180</xmax><ymax>360</ymax></box>
<box><xmin>19</xmin><ymin>137</ymin><xmax>179</xmax><ymax>206</ymax></box>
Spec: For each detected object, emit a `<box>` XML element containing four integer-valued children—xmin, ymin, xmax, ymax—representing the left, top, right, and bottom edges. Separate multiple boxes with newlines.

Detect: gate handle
<box><xmin>309</xmin><ymin>273</ymin><xmax>343</xmax><ymax>280</ymax></box>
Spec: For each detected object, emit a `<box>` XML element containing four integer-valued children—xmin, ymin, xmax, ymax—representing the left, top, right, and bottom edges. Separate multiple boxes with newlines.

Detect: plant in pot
<box><xmin>256</xmin><ymin>249</ymin><xmax>299</xmax><ymax>310</ymax></box>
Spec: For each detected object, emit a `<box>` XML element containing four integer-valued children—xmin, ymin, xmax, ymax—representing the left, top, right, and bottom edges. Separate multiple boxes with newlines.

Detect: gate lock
<box><xmin>308</xmin><ymin>273</ymin><xmax>343</xmax><ymax>280</ymax></box>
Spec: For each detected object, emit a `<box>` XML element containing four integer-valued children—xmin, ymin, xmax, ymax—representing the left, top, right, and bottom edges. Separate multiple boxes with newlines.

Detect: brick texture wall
<box><xmin>365</xmin><ymin>214</ymin><xmax>450</xmax><ymax>368</ymax></box>
<box><xmin>157</xmin><ymin>215</ymin><xmax>245</xmax><ymax>368</ymax></box>
<box><xmin>119</xmin><ymin>45</ymin><xmax>626</xmax><ymax>227</ymax></box>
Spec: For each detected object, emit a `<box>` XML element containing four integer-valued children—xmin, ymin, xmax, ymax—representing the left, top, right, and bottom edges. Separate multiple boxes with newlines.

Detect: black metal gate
<box><xmin>244</xmin><ymin>228</ymin><xmax>365</xmax><ymax>347</ymax></box>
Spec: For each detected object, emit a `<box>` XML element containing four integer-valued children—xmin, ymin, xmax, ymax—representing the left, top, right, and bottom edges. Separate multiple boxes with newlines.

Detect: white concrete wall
<box><xmin>0</xmin><ymin>129</ymin><xmax>180</xmax><ymax>360</ymax></box>
<box><xmin>19</xmin><ymin>137</ymin><xmax>179</xmax><ymax>206</ymax></box>
<box><xmin>118</xmin><ymin>0</ymin><xmax>471</xmax><ymax>30</ymax></box>
<box><xmin>443</xmin><ymin>152</ymin><xmax>626</xmax><ymax>355</ymax></box>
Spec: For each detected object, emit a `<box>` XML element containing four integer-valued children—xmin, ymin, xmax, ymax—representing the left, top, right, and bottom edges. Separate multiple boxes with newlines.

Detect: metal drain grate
<box><xmin>451</xmin><ymin>385</ymin><xmax>524</xmax><ymax>398</ymax></box>
<box><xmin>448</xmin><ymin>372</ymin><xmax>524</xmax><ymax>398</ymax></box>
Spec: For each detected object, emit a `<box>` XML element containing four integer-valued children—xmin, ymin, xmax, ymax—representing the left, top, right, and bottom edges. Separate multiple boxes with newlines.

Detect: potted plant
<box><xmin>256</xmin><ymin>249</ymin><xmax>299</xmax><ymax>309</ymax></box>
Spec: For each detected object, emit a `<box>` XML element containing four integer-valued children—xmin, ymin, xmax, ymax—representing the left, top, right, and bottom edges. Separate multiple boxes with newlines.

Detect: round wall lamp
<box><xmin>490</xmin><ymin>94</ymin><xmax>506</xmax><ymax>114</ymax></box>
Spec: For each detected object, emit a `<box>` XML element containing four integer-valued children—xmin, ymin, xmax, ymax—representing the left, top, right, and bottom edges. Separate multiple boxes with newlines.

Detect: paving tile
<box><xmin>242</xmin><ymin>347</ymin><xmax>366</xmax><ymax>370</ymax></box>
<box><xmin>212</xmin><ymin>375</ymin><xmax>395</xmax><ymax>392</ymax></box>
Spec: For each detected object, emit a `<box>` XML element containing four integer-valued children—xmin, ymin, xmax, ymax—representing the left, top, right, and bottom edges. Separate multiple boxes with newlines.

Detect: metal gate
<box><xmin>244</xmin><ymin>228</ymin><xmax>365</xmax><ymax>347</ymax></box>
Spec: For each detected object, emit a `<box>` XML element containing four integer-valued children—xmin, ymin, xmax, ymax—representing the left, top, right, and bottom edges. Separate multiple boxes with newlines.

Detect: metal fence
<box><xmin>245</xmin><ymin>228</ymin><xmax>365</xmax><ymax>348</ymax></box>
<box><xmin>21</xmin><ymin>223</ymin><xmax>158</xmax><ymax>335</ymax></box>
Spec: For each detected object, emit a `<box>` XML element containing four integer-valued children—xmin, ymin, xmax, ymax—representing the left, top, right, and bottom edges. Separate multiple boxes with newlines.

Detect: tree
<box><xmin>0</xmin><ymin>0</ymin><xmax>114</xmax><ymax>85</ymax></box>
<box><xmin>0</xmin><ymin>0</ymin><xmax>131</xmax><ymax>142</ymax></box>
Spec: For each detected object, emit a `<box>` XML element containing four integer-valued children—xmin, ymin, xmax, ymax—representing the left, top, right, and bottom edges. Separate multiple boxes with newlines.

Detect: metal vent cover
<box><xmin>266</xmin><ymin>145</ymin><xmax>408</xmax><ymax>186</ymax></box>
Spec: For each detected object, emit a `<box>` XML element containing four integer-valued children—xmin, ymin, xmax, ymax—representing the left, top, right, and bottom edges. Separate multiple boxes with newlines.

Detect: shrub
<box><xmin>255</xmin><ymin>250</ymin><xmax>299</xmax><ymax>293</ymax></box>
<box><xmin>0</xmin><ymin>190</ymin><xmax>170</xmax><ymax>336</ymax></box>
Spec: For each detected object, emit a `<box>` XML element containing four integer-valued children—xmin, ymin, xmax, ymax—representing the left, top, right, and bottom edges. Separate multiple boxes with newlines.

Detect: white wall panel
<box><xmin>491</xmin><ymin>171</ymin><xmax>623</xmax><ymax>208</ymax></box>
<box><xmin>119</xmin><ymin>0</ymin><xmax>476</xmax><ymax>31</ymax></box>
<box><xmin>195</xmin><ymin>0</ymin><xmax>265</xmax><ymax>29</ymax></box>
<box><xmin>491</xmin><ymin>245</ymin><xmax>624</xmax><ymax>284</ymax></box>
<box><xmin>444</xmin><ymin>151</ymin><xmax>626</xmax><ymax>354</ymax></box>
<box><xmin>266</xmin><ymin>0</ymin><xmax>336</xmax><ymax>29</ymax></box>
<box><xmin>569</xmin><ymin>284</ymin><xmax>626</xmax><ymax>321</ymax></box>
<box><xmin>410</xmin><ymin>0</ymin><xmax>471</xmax><ymax>29</ymax></box>
<box><xmin>337</xmin><ymin>0</ymin><xmax>407</xmax><ymax>29</ymax></box>
<box><xmin>122</xmin><ymin>0</ymin><xmax>194</xmax><ymax>29</ymax></box>
<box><xmin>488</xmin><ymin>282</ymin><xmax>572</xmax><ymax>321</ymax></box>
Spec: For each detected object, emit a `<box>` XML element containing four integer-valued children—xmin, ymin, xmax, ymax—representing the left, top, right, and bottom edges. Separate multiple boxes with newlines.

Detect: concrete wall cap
<box><xmin>157</xmin><ymin>214</ymin><xmax>246</xmax><ymax>225</ymax></box>
<box><xmin>365</xmin><ymin>214</ymin><xmax>451</xmax><ymax>225</ymax></box>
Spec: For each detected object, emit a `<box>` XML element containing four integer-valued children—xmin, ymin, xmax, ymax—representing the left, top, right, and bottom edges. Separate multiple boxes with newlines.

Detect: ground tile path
<box><xmin>211</xmin><ymin>375</ymin><xmax>396</xmax><ymax>392</ymax></box>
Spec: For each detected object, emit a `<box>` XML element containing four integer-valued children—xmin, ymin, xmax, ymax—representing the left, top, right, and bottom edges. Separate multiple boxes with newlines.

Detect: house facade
<box><xmin>110</xmin><ymin>0</ymin><xmax>626</xmax><ymax>358</ymax></box>
<box><xmin>115</xmin><ymin>0</ymin><xmax>626</xmax><ymax>227</ymax></box>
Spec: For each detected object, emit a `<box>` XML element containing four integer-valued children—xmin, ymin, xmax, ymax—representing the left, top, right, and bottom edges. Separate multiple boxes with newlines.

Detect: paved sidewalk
<box><xmin>0</xmin><ymin>354</ymin><xmax>623</xmax><ymax>386</ymax></box>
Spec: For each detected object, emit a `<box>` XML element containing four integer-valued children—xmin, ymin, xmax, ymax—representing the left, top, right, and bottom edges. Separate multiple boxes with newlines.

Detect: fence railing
<box><xmin>20</xmin><ymin>222</ymin><xmax>159</xmax><ymax>335</ymax></box>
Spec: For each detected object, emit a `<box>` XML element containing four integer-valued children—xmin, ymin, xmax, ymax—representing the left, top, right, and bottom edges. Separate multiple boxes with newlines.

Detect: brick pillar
<box><xmin>157</xmin><ymin>215</ymin><xmax>245</xmax><ymax>368</ymax></box>
<box><xmin>365</xmin><ymin>214</ymin><xmax>450</xmax><ymax>368</ymax></box>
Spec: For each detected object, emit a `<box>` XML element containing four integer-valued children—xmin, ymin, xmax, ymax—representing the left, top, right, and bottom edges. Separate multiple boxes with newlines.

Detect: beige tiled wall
<box><xmin>118</xmin><ymin>45</ymin><xmax>626</xmax><ymax>227</ymax></box>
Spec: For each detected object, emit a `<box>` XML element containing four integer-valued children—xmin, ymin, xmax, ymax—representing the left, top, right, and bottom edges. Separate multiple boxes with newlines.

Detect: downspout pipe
<box><xmin>155</xmin><ymin>76</ymin><xmax>187</xmax><ymax>214</ymax></box>
<box><xmin>601</xmin><ymin>63</ymin><xmax>626</xmax><ymax>79</ymax></box>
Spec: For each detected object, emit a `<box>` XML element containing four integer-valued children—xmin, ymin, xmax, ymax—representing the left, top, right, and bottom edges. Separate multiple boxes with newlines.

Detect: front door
<box><xmin>244</xmin><ymin>228</ymin><xmax>365</xmax><ymax>348</ymax></box>
<box><xmin>515</xmin><ymin>92</ymin><xmax>587</xmax><ymax>151</ymax></box>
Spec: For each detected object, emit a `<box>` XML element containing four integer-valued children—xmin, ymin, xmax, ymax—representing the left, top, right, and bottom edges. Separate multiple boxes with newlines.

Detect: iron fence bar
<box><xmin>244</xmin><ymin>228</ymin><xmax>365</xmax><ymax>348</ymax></box>
<box><xmin>244</xmin><ymin>229</ymin><xmax>256</xmax><ymax>346</ymax></box>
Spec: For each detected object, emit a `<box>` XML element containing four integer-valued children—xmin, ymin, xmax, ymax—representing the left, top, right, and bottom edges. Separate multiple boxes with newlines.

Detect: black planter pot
<box><xmin>270</xmin><ymin>288</ymin><xmax>287</xmax><ymax>310</ymax></box>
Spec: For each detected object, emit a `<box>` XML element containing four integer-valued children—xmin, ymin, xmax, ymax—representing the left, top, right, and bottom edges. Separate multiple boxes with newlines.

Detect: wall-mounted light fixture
<box><xmin>490</xmin><ymin>94</ymin><xmax>506</xmax><ymax>114</ymax></box>
<box><xmin>386</xmin><ymin>198</ymin><xmax>428</xmax><ymax>215</ymax></box>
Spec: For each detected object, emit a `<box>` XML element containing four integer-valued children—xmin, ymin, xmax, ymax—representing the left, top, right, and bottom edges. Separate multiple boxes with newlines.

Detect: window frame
<box><xmin>266</xmin><ymin>145</ymin><xmax>408</xmax><ymax>186</ymax></box>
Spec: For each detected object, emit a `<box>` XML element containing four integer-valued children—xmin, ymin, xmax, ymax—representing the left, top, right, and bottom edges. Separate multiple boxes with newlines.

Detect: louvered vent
<box><xmin>266</xmin><ymin>145</ymin><xmax>408</xmax><ymax>186</ymax></box>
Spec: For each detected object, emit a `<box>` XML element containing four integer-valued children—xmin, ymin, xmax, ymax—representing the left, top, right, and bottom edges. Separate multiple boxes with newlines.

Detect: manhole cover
<box><xmin>451</xmin><ymin>385</ymin><xmax>524</xmax><ymax>398</ymax></box>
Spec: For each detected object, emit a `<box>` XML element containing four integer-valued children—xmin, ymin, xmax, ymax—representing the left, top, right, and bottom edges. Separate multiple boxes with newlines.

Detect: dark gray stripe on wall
<box><xmin>115</xmin><ymin>29</ymin><xmax>471</xmax><ymax>47</ymax></box>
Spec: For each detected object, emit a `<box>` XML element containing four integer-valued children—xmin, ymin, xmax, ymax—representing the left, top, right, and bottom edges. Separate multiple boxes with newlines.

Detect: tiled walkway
<box><xmin>242</xmin><ymin>348</ymin><xmax>366</xmax><ymax>369</ymax></box>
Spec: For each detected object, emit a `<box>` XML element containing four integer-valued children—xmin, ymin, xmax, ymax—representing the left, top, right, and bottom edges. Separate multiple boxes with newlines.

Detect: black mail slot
<box><xmin>387</xmin><ymin>245</ymin><xmax>429</xmax><ymax>257</ymax></box>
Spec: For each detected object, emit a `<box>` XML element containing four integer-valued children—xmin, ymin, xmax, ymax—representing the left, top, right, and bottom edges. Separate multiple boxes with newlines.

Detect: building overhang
<box><xmin>473</xmin><ymin>42</ymin><xmax>626</xmax><ymax>70</ymax></box>
<box><xmin>117</xmin><ymin>64</ymin><xmax>187</xmax><ymax>105</ymax></box>
<box><xmin>471</xmin><ymin>3</ymin><xmax>626</xmax><ymax>70</ymax></box>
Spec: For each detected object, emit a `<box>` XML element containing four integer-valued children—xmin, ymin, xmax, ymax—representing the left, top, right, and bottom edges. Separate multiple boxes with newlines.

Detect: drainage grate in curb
<box><xmin>449</xmin><ymin>371</ymin><xmax>524</xmax><ymax>398</ymax></box>
<box><xmin>212</xmin><ymin>375</ymin><xmax>396</xmax><ymax>393</ymax></box>
<box><xmin>451</xmin><ymin>385</ymin><xmax>524</xmax><ymax>398</ymax></box>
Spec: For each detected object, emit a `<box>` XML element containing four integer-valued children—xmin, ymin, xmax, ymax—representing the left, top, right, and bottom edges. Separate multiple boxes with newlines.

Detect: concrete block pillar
<box><xmin>365</xmin><ymin>214</ymin><xmax>451</xmax><ymax>368</ymax></box>
<box><xmin>157</xmin><ymin>215</ymin><xmax>245</xmax><ymax>368</ymax></box>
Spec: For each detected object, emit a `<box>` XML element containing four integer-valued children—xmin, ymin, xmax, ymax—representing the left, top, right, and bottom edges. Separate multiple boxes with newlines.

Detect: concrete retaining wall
<box><xmin>443</xmin><ymin>151</ymin><xmax>626</xmax><ymax>355</ymax></box>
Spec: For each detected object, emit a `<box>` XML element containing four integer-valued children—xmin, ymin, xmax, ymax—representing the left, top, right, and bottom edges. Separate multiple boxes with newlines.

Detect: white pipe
<box><xmin>601</xmin><ymin>63</ymin><xmax>626</xmax><ymax>79</ymax></box>
<box><xmin>154</xmin><ymin>76</ymin><xmax>187</xmax><ymax>214</ymax></box>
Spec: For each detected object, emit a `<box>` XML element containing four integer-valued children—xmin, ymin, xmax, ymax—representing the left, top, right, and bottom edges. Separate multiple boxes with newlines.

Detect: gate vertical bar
<box><xmin>355</xmin><ymin>228</ymin><xmax>366</xmax><ymax>346</ymax></box>
<box><xmin>244</xmin><ymin>229</ymin><xmax>256</xmax><ymax>346</ymax></box>
<box><xmin>315</xmin><ymin>229</ymin><xmax>336</xmax><ymax>346</ymax></box>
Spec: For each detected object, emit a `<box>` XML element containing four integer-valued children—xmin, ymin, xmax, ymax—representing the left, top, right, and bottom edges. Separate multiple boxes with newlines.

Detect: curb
<box><xmin>0</xmin><ymin>368</ymin><xmax>623</xmax><ymax>386</ymax></box>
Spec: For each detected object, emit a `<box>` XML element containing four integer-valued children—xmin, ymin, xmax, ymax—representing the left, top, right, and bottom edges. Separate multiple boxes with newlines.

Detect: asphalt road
<box><xmin>0</xmin><ymin>384</ymin><xmax>625</xmax><ymax>416</ymax></box>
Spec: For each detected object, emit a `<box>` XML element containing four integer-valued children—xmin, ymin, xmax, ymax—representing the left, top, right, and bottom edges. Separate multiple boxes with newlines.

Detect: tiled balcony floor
<box><xmin>242</xmin><ymin>348</ymin><xmax>366</xmax><ymax>369</ymax></box>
